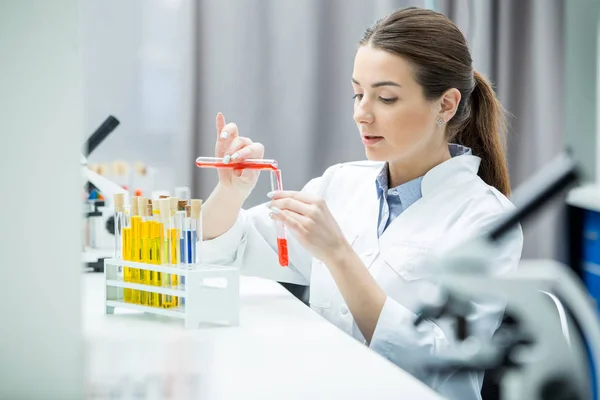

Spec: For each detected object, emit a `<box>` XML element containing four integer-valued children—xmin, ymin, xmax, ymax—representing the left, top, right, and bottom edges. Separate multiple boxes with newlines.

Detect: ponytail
<box><xmin>454</xmin><ymin>71</ymin><xmax>511</xmax><ymax>196</ymax></box>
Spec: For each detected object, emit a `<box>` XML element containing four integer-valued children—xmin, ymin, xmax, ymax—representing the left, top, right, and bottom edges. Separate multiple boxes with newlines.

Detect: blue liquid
<box><xmin>181</xmin><ymin>230</ymin><xmax>196</xmax><ymax>309</ymax></box>
<box><xmin>186</xmin><ymin>230</ymin><xmax>196</xmax><ymax>263</ymax></box>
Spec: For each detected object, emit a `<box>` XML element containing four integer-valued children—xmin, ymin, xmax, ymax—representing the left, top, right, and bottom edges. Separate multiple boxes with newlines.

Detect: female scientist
<box><xmin>201</xmin><ymin>7</ymin><xmax>522</xmax><ymax>400</ymax></box>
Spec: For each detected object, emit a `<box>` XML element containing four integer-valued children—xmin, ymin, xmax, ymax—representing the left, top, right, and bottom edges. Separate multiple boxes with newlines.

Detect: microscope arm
<box><xmin>82</xmin><ymin>165</ymin><xmax>127</xmax><ymax>202</ymax></box>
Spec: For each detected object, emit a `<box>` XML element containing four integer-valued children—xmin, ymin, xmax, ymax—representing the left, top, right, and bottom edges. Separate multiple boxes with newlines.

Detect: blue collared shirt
<box><xmin>376</xmin><ymin>144</ymin><xmax>473</xmax><ymax>237</ymax></box>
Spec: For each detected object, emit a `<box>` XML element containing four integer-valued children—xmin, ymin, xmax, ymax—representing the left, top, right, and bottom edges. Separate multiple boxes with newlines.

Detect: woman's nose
<box><xmin>353</xmin><ymin>101</ymin><xmax>374</xmax><ymax>125</ymax></box>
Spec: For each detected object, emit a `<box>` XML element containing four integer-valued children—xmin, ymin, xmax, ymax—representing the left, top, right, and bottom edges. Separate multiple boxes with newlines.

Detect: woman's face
<box><xmin>352</xmin><ymin>45</ymin><xmax>443</xmax><ymax>162</ymax></box>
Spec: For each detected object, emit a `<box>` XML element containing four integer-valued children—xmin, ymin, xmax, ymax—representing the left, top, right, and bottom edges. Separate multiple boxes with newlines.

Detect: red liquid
<box><xmin>273</xmin><ymin>169</ymin><xmax>288</xmax><ymax>267</ymax></box>
<box><xmin>196</xmin><ymin>160</ymin><xmax>288</xmax><ymax>266</ymax></box>
<box><xmin>277</xmin><ymin>237</ymin><xmax>289</xmax><ymax>267</ymax></box>
<box><xmin>196</xmin><ymin>160</ymin><xmax>278</xmax><ymax>170</ymax></box>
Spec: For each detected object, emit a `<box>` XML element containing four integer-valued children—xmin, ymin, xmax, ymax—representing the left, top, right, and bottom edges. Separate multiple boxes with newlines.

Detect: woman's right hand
<box><xmin>214</xmin><ymin>113</ymin><xmax>264</xmax><ymax>198</ymax></box>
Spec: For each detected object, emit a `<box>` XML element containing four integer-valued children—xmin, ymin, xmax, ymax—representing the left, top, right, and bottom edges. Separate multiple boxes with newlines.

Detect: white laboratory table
<box><xmin>83</xmin><ymin>273</ymin><xmax>444</xmax><ymax>400</ymax></box>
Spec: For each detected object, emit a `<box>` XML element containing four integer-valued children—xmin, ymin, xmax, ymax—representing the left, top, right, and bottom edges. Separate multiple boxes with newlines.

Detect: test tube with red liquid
<box><xmin>195</xmin><ymin>157</ymin><xmax>289</xmax><ymax>267</ymax></box>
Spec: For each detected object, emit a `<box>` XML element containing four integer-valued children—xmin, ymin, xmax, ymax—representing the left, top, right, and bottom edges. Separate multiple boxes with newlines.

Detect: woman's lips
<box><xmin>361</xmin><ymin>134</ymin><xmax>384</xmax><ymax>146</ymax></box>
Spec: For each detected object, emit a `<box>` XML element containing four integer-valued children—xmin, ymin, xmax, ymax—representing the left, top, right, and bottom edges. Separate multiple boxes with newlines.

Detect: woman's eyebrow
<box><xmin>352</xmin><ymin>78</ymin><xmax>401</xmax><ymax>88</ymax></box>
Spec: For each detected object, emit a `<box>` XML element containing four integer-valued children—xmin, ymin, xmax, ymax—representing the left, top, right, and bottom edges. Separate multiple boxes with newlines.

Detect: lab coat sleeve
<box><xmin>201</xmin><ymin>164</ymin><xmax>342</xmax><ymax>285</ymax></box>
<box><xmin>369</xmin><ymin>212</ymin><xmax>523</xmax><ymax>400</ymax></box>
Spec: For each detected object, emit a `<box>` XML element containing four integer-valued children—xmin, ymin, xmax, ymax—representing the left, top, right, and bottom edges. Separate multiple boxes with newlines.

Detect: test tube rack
<box><xmin>103</xmin><ymin>258</ymin><xmax>240</xmax><ymax>328</ymax></box>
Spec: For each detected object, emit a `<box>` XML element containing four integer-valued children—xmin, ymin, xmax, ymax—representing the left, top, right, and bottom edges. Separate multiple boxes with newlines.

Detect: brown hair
<box><xmin>360</xmin><ymin>7</ymin><xmax>510</xmax><ymax>195</ymax></box>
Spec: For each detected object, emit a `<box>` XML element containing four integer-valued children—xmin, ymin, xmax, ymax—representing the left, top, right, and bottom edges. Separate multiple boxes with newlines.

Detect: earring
<box><xmin>437</xmin><ymin>118</ymin><xmax>444</xmax><ymax>127</ymax></box>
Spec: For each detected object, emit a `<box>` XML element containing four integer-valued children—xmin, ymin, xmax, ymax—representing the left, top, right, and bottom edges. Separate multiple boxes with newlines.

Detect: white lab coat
<box><xmin>202</xmin><ymin>154</ymin><xmax>523</xmax><ymax>400</ymax></box>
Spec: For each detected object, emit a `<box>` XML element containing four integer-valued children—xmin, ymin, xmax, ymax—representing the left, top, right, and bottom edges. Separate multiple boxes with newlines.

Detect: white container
<box><xmin>103</xmin><ymin>258</ymin><xmax>240</xmax><ymax>328</ymax></box>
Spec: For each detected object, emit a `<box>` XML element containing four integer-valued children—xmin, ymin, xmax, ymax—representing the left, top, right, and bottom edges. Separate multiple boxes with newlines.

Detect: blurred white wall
<box><xmin>0</xmin><ymin>1</ymin><xmax>83</xmax><ymax>398</ymax></box>
<box><xmin>80</xmin><ymin>0</ymin><xmax>196</xmax><ymax>194</ymax></box>
<box><xmin>565</xmin><ymin>0</ymin><xmax>600</xmax><ymax>182</ymax></box>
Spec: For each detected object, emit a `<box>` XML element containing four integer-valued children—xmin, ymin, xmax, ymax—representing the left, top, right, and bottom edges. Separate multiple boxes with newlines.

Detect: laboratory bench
<box><xmin>83</xmin><ymin>273</ymin><xmax>444</xmax><ymax>399</ymax></box>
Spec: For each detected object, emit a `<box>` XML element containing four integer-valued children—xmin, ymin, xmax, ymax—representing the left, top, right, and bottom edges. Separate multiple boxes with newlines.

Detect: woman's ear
<box><xmin>438</xmin><ymin>88</ymin><xmax>461</xmax><ymax>122</ymax></box>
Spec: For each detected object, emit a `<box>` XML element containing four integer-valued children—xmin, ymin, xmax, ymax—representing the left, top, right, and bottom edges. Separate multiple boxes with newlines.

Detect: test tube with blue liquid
<box><xmin>180</xmin><ymin>200</ymin><xmax>202</xmax><ymax>306</ymax></box>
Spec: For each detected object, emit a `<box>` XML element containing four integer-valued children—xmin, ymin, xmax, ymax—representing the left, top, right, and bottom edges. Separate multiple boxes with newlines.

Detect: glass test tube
<box><xmin>139</xmin><ymin>198</ymin><xmax>151</xmax><ymax>306</ymax></box>
<box><xmin>183</xmin><ymin>205</ymin><xmax>192</xmax><ymax>272</ymax></box>
<box><xmin>170</xmin><ymin>198</ymin><xmax>181</xmax><ymax>307</ymax></box>
<box><xmin>190</xmin><ymin>199</ymin><xmax>202</xmax><ymax>265</ymax></box>
<box><xmin>159</xmin><ymin>198</ymin><xmax>175</xmax><ymax>308</ymax></box>
<box><xmin>151</xmin><ymin>200</ymin><xmax>163</xmax><ymax>308</ymax></box>
<box><xmin>271</xmin><ymin>169</ymin><xmax>289</xmax><ymax>267</ymax></box>
<box><xmin>195</xmin><ymin>157</ymin><xmax>278</xmax><ymax>170</ymax></box>
<box><xmin>180</xmin><ymin>206</ymin><xmax>190</xmax><ymax>308</ymax></box>
<box><xmin>158</xmin><ymin>197</ymin><xmax>169</xmax><ymax>307</ymax></box>
<box><xmin>175</xmin><ymin>201</ymin><xmax>186</xmax><ymax>309</ymax></box>
<box><xmin>113</xmin><ymin>193</ymin><xmax>125</xmax><ymax>260</ymax></box>
<box><xmin>130</xmin><ymin>196</ymin><xmax>142</xmax><ymax>304</ymax></box>
<box><xmin>145</xmin><ymin>203</ymin><xmax>157</xmax><ymax>307</ymax></box>
<box><xmin>113</xmin><ymin>194</ymin><xmax>126</xmax><ymax>301</ymax></box>
<box><xmin>120</xmin><ymin>198</ymin><xmax>133</xmax><ymax>303</ymax></box>
<box><xmin>177</xmin><ymin>200</ymin><xmax>187</xmax><ymax>270</ymax></box>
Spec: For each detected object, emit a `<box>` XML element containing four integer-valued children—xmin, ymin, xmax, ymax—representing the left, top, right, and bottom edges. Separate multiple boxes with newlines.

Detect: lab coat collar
<box><xmin>421</xmin><ymin>155</ymin><xmax>481</xmax><ymax>197</ymax></box>
<box><xmin>373</xmin><ymin>144</ymin><xmax>477</xmax><ymax>200</ymax></box>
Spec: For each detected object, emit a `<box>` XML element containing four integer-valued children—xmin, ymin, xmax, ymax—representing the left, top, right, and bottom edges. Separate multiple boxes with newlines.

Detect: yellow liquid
<box><xmin>140</xmin><ymin>221</ymin><xmax>151</xmax><ymax>306</ymax></box>
<box><xmin>122</xmin><ymin>227</ymin><xmax>132</xmax><ymax>303</ymax></box>
<box><xmin>162</xmin><ymin>228</ymin><xmax>171</xmax><ymax>308</ymax></box>
<box><xmin>169</xmin><ymin>228</ymin><xmax>179</xmax><ymax>308</ymax></box>
<box><xmin>157</xmin><ymin>221</ymin><xmax>169</xmax><ymax>308</ymax></box>
<box><xmin>151</xmin><ymin>222</ymin><xmax>162</xmax><ymax>308</ymax></box>
<box><xmin>131</xmin><ymin>216</ymin><xmax>142</xmax><ymax>305</ymax></box>
<box><xmin>169</xmin><ymin>228</ymin><xmax>179</xmax><ymax>284</ymax></box>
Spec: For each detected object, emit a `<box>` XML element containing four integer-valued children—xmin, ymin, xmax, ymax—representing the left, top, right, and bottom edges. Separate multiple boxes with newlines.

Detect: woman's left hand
<box><xmin>268</xmin><ymin>191</ymin><xmax>350</xmax><ymax>265</ymax></box>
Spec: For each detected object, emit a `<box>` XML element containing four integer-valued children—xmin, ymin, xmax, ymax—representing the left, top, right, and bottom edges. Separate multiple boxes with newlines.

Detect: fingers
<box><xmin>230</xmin><ymin>142</ymin><xmax>265</xmax><ymax>162</ymax></box>
<box><xmin>215</xmin><ymin>119</ymin><xmax>240</xmax><ymax>157</ymax></box>
<box><xmin>223</xmin><ymin>140</ymin><xmax>265</xmax><ymax>165</ymax></box>
<box><xmin>269</xmin><ymin>197</ymin><xmax>312</xmax><ymax>216</ymax></box>
<box><xmin>219</xmin><ymin>122</ymin><xmax>239</xmax><ymax>140</ymax></box>
<box><xmin>268</xmin><ymin>190</ymin><xmax>322</xmax><ymax>205</ymax></box>
<box><xmin>215</xmin><ymin>113</ymin><xmax>226</xmax><ymax>138</ymax></box>
<box><xmin>214</xmin><ymin>114</ymin><xmax>266</xmax><ymax>167</ymax></box>
<box><xmin>225</xmin><ymin>137</ymin><xmax>252</xmax><ymax>158</ymax></box>
<box><xmin>269</xmin><ymin>207</ymin><xmax>310</xmax><ymax>235</ymax></box>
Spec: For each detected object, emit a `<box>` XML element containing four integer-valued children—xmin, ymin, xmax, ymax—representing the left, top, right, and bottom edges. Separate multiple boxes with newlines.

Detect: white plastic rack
<box><xmin>103</xmin><ymin>258</ymin><xmax>240</xmax><ymax>328</ymax></box>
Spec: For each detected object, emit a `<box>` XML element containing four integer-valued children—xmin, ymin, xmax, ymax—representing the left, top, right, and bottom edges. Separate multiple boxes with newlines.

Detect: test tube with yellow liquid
<box><xmin>159</xmin><ymin>198</ymin><xmax>175</xmax><ymax>308</ymax></box>
<box><xmin>145</xmin><ymin>202</ymin><xmax>157</xmax><ymax>307</ymax></box>
<box><xmin>130</xmin><ymin>196</ymin><xmax>142</xmax><ymax>305</ymax></box>
<box><xmin>139</xmin><ymin>197</ymin><xmax>151</xmax><ymax>307</ymax></box>
<box><xmin>151</xmin><ymin>199</ymin><xmax>163</xmax><ymax>308</ymax></box>
<box><xmin>169</xmin><ymin>197</ymin><xmax>180</xmax><ymax>307</ymax></box>
<box><xmin>169</xmin><ymin>198</ymin><xmax>180</xmax><ymax>278</ymax></box>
